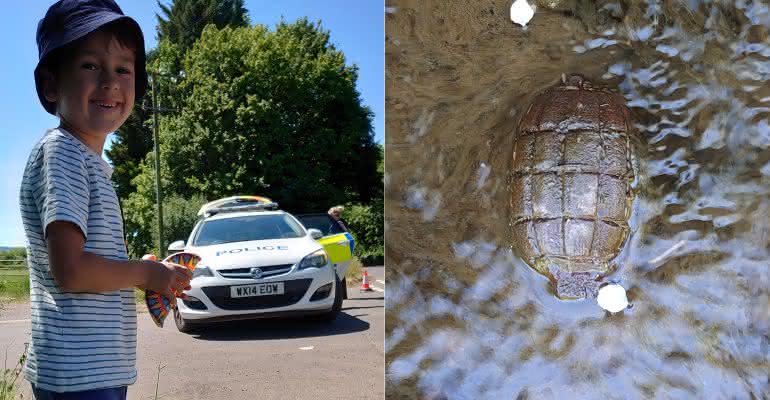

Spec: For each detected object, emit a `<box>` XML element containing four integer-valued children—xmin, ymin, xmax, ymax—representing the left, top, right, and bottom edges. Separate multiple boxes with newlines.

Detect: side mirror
<box><xmin>307</xmin><ymin>229</ymin><xmax>323</xmax><ymax>240</ymax></box>
<box><xmin>168</xmin><ymin>240</ymin><xmax>186</xmax><ymax>252</ymax></box>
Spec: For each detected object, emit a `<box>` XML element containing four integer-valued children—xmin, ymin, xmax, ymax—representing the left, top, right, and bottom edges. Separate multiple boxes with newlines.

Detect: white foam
<box><xmin>510</xmin><ymin>0</ymin><xmax>534</xmax><ymax>28</ymax></box>
<box><xmin>476</xmin><ymin>162</ymin><xmax>491</xmax><ymax>190</ymax></box>
<box><xmin>597</xmin><ymin>284</ymin><xmax>629</xmax><ymax>313</ymax></box>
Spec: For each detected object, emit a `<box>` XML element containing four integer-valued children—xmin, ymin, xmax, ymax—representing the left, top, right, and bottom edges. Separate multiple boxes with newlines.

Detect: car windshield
<box><xmin>295</xmin><ymin>214</ymin><xmax>346</xmax><ymax>236</ymax></box>
<box><xmin>193</xmin><ymin>214</ymin><xmax>305</xmax><ymax>246</ymax></box>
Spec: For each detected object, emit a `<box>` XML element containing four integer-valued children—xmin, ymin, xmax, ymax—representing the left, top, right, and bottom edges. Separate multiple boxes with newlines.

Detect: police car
<box><xmin>169</xmin><ymin>196</ymin><xmax>352</xmax><ymax>332</ymax></box>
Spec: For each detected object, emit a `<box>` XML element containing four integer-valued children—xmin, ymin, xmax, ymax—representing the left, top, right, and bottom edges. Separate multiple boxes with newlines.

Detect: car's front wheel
<box><xmin>174</xmin><ymin>308</ymin><xmax>197</xmax><ymax>333</ymax></box>
<box><xmin>316</xmin><ymin>277</ymin><xmax>343</xmax><ymax>322</ymax></box>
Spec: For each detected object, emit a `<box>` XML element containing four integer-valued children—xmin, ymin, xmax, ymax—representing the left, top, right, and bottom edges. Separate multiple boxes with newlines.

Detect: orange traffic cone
<box><xmin>360</xmin><ymin>269</ymin><xmax>374</xmax><ymax>292</ymax></box>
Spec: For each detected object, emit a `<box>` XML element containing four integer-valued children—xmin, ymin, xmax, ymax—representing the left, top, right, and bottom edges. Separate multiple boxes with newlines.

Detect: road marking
<box><xmin>376</xmin><ymin>280</ymin><xmax>385</xmax><ymax>285</ymax></box>
<box><xmin>299</xmin><ymin>346</ymin><xmax>314</xmax><ymax>350</ymax></box>
<box><xmin>0</xmin><ymin>319</ymin><xmax>30</xmax><ymax>324</ymax></box>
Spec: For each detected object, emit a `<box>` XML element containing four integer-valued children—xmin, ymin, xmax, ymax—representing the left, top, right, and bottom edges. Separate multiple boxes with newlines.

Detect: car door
<box><xmin>295</xmin><ymin>213</ymin><xmax>354</xmax><ymax>280</ymax></box>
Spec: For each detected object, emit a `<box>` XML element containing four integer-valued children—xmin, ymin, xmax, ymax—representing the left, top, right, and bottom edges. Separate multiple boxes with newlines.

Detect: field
<box><xmin>0</xmin><ymin>264</ymin><xmax>29</xmax><ymax>303</ymax></box>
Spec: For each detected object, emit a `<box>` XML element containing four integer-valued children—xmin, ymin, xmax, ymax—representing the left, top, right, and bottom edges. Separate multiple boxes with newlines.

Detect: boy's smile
<box><xmin>44</xmin><ymin>29</ymin><xmax>136</xmax><ymax>152</ymax></box>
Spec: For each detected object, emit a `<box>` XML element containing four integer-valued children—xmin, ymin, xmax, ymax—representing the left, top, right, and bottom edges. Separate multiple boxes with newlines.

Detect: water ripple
<box><xmin>386</xmin><ymin>1</ymin><xmax>770</xmax><ymax>398</ymax></box>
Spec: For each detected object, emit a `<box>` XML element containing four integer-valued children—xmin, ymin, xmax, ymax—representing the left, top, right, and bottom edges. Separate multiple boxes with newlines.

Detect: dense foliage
<box><xmin>107</xmin><ymin>0</ymin><xmax>250</xmax><ymax>201</ymax></box>
<box><xmin>0</xmin><ymin>248</ymin><xmax>26</xmax><ymax>261</ymax></box>
<box><xmin>119</xmin><ymin>19</ymin><xmax>381</xmax><ymax>257</ymax></box>
<box><xmin>342</xmin><ymin>200</ymin><xmax>384</xmax><ymax>260</ymax></box>
<box><xmin>157</xmin><ymin>0</ymin><xmax>250</xmax><ymax>53</ymax></box>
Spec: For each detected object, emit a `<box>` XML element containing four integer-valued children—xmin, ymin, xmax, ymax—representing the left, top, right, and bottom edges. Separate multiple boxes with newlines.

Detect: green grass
<box><xmin>0</xmin><ymin>268</ymin><xmax>30</xmax><ymax>303</ymax></box>
<box><xmin>0</xmin><ymin>268</ymin><xmax>145</xmax><ymax>306</ymax></box>
<box><xmin>135</xmin><ymin>287</ymin><xmax>146</xmax><ymax>305</ymax></box>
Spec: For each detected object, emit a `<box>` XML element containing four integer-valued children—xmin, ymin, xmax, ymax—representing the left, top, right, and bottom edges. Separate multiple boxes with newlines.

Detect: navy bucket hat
<box><xmin>34</xmin><ymin>0</ymin><xmax>148</xmax><ymax>115</ymax></box>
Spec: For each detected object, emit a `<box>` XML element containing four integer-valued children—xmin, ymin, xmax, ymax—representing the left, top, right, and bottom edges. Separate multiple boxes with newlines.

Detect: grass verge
<box><xmin>345</xmin><ymin>257</ymin><xmax>364</xmax><ymax>286</ymax></box>
<box><xmin>0</xmin><ymin>271</ymin><xmax>30</xmax><ymax>303</ymax></box>
<box><xmin>135</xmin><ymin>287</ymin><xmax>146</xmax><ymax>305</ymax></box>
<box><xmin>0</xmin><ymin>344</ymin><xmax>28</xmax><ymax>400</ymax></box>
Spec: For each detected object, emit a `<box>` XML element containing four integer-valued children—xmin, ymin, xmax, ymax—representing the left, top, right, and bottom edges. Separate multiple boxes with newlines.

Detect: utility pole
<box><xmin>145</xmin><ymin>73</ymin><xmax>178</xmax><ymax>258</ymax></box>
<box><xmin>151</xmin><ymin>76</ymin><xmax>165</xmax><ymax>258</ymax></box>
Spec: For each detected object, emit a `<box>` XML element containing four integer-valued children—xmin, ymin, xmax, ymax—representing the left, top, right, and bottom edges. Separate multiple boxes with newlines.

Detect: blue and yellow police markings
<box><xmin>317</xmin><ymin>232</ymin><xmax>354</xmax><ymax>264</ymax></box>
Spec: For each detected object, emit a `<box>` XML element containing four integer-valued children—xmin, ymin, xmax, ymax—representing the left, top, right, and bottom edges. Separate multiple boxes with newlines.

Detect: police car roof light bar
<box><xmin>197</xmin><ymin>195</ymin><xmax>275</xmax><ymax>217</ymax></box>
<box><xmin>204</xmin><ymin>202</ymin><xmax>280</xmax><ymax>217</ymax></box>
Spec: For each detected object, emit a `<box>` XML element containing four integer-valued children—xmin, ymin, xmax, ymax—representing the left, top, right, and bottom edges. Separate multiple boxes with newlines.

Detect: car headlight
<box><xmin>192</xmin><ymin>266</ymin><xmax>214</xmax><ymax>279</ymax></box>
<box><xmin>298</xmin><ymin>249</ymin><xmax>328</xmax><ymax>270</ymax></box>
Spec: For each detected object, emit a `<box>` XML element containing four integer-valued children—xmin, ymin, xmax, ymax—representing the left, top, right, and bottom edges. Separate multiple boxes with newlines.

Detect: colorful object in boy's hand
<box><xmin>142</xmin><ymin>252</ymin><xmax>200</xmax><ymax>327</ymax></box>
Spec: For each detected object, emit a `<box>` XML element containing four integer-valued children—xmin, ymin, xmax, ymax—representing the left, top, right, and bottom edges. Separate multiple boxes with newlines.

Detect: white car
<box><xmin>169</xmin><ymin>197</ymin><xmax>343</xmax><ymax>332</ymax></box>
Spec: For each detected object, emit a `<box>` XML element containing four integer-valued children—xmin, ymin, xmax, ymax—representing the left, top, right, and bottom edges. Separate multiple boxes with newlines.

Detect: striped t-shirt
<box><xmin>19</xmin><ymin>128</ymin><xmax>137</xmax><ymax>392</ymax></box>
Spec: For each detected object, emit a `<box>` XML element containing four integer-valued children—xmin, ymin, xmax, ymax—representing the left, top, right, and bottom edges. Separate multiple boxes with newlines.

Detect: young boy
<box><xmin>19</xmin><ymin>1</ymin><xmax>192</xmax><ymax>398</ymax></box>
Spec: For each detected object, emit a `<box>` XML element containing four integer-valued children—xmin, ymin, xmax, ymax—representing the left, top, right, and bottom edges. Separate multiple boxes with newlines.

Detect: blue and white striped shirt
<box><xmin>19</xmin><ymin>128</ymin><xmax>137</xmax><ymax>392</ymax></box>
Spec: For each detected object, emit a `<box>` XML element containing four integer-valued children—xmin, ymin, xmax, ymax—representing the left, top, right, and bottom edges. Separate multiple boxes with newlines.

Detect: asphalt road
<box><xmin>0</xmin><ymin>266</ymin><xmax>385</xmax><ymax>400</ymax></box>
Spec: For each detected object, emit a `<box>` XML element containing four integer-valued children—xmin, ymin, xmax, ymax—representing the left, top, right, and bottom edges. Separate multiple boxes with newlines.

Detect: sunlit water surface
<box><xmin>385</xmin><ymin>1</ymin><xmax>770</xmax><ymax>398</ymax></box>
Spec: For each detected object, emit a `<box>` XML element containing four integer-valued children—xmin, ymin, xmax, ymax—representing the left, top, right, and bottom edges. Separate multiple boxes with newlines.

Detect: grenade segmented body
<box><xmin>510</xmin><ymin>74</ymin><xmax>634</xmax><ymax>299</ymax></box>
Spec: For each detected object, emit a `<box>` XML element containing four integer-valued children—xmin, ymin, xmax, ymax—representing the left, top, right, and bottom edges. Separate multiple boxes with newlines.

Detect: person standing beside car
<box><xmin>328</xmin><ymin>205</ymin><xmax>348</xmax><ymax>232</ymax></box>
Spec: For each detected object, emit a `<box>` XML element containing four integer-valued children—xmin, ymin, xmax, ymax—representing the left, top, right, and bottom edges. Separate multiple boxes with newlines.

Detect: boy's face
<box><xmin>43</xmin><ymin>30</ymin><xmax>136</xmax><ymax>138</ymax></box>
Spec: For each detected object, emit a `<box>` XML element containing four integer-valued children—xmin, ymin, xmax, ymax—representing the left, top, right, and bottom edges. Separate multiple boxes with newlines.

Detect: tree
<box><xmin>107</xmin><ymin>0</ymin><xmax>250</xmax><ymax>203</ymax></box>
<box><xmin>377</xmin><ymin>143</ymin><xmax>384</xmax><ymax>183</ymax></box>
<box><xmin>163</xmin><ymin>20</ymin><xmax>379</xmax><ymax>209</ymax></box>
<box><xmin>0</xmin><ymin>248</ymin><xmax>26</xmax><ymax>260</ymax></box>
<box><xmin>106</xmin><ymin>105</ymin><xmax>153</xmax><ymax>200</ymax></box>
<box><xmin>121</xmin><ymin>153</ymin><xmax>208</xmax><ymax>257</ymax></box>
<box><xmin>157</xmin><ymin>0</ymin><xmax>250</xmax><ymax>53</ymax></box>
<box><xmin>342</xmin><ymin>201</ymin><xmax>383</xmax><ymax>259</ymax></box>
<box><xmin>123</xmin><ymin>20</ymin><xmax>380</xmax><ymax>256</ymax></box>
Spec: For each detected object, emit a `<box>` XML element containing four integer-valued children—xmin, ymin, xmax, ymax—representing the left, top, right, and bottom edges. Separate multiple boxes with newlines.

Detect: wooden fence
<box><xmin>0</xmin><ymin>259</ymin><xmax>27</xmax><ymax>277</ymax></box>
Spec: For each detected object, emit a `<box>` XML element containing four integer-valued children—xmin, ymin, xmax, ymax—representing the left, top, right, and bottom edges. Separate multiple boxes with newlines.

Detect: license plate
<box><xmin>231</xmin><ymin>282</ymin><xmax>285</xmax><ymax>298</ymax></box>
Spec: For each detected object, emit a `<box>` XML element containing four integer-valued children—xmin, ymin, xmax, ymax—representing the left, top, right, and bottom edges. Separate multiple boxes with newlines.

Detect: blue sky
<box><xmin>0</xmin><ymin>1</ymin><xmax>384</xmax><ymax>247</ymax></box>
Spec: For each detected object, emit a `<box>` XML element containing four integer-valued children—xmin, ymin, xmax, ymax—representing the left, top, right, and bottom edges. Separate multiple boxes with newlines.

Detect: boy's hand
<box><xmin>142</xmin><ymin>260</ymin><xmax>193</xmax><ymax>307</ymax></box>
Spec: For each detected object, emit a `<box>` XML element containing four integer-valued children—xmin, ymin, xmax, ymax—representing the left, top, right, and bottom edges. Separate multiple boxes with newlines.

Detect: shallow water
<box><xmin>384</xmin><ymin>1</ymin><xmax>770</xmax><ymax>398</ymax></box>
